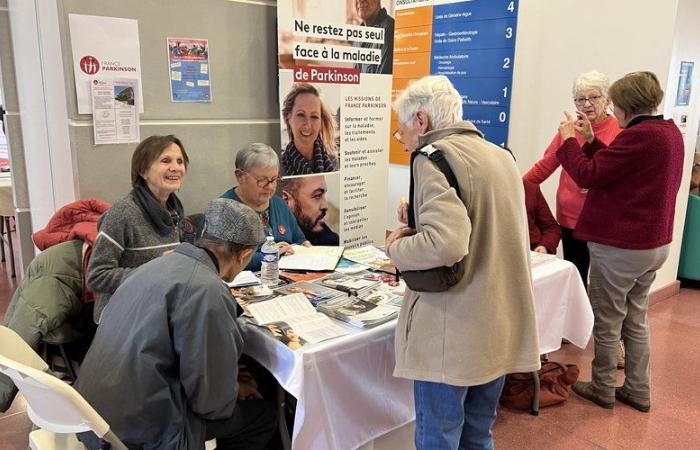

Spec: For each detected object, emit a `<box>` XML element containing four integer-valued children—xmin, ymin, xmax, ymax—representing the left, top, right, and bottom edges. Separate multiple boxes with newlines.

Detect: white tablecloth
<box><xmin>242</xmin><ymin>257</ymin><xmax>592</xmax><ymax>450</ymax></box>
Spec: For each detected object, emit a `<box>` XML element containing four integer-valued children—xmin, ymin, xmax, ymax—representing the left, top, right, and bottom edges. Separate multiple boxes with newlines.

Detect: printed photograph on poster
<box><xmin>167</xmin><ymin>37</ymin><xmax>212</xmax><ymax>102</ymax></box>
<box><xmin>278</xmin><ymin>0</ymin><xmax>395</xmax><ymax>75</ymax></box>
<box><xmin>91</xmin><ymin>78</ymin><xmax>140</xmax><ymax>145</ymax></box>
<box><xmin>280</xmin><ymin>172</ymin><xmax>341</xmax><ymax>246</ymax></box>
<box><xmin>68</xmin><ymin>14</ymin><xmax>144</xmax><ymax>114</ymax></box>
<box><xmin>676</xmin><ymin>61</ymin><xmax>694</xmax><ymax>106</ymax></box>
<box><xmin>279</xmin><ymin>74</ymin><xmax>341</xmax><ymax>176</ymax></box>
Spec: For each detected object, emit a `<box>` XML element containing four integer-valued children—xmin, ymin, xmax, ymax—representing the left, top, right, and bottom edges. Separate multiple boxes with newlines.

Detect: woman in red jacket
<box><xmin>523</xmin><ymin>180</ymin><xmax>561</xmax><ymax>254</ymax></box>
<box><xmin>557</xmin><ymin>71</ymin><xmax>684</xmax><ymax>413</ymax></box>
<box><xmin>524</xmin><ymin>71</ymin><xmax>622</xmax><ymax>287</ymax></box>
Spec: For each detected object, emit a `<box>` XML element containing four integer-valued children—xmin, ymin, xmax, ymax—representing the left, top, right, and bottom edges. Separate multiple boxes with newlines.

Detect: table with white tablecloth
<box><xmin>242</xmin><ymin>257</ymin><xmax>592</xmax><ymax>450</ymax></box>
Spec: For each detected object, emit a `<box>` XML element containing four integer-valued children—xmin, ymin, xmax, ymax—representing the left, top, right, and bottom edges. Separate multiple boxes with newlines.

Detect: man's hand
<box><xmin>302</xmin><ymin>241</ymin><xmax>312</xmax><ymax>248</ymax></box>
<box><xmin>277</xmin><ymin>242</ymin><xmax>294</xmax><ymax>255</ymax></box>
<box><xmin>385</xmin><ymin>226</ymin><xmax>416</xmax><ymax>251</ymax></box>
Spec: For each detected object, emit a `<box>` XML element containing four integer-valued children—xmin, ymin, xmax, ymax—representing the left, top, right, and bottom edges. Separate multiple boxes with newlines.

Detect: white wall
<box><xmin>387</xmin><ymin>0</ymin><xmax>692</xmax><ymax>292</ymax></box>
<box><xmin>656</xmin><ymin>0</ymin><xmax>700</xmax><ymax>289</ymax></box>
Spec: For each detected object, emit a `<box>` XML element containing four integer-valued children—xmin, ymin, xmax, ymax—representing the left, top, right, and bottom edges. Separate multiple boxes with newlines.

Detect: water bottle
<box><xmin>260</xmin><ymin>236</ymin><xmax>279</xmax><ymax>285</ymax></box>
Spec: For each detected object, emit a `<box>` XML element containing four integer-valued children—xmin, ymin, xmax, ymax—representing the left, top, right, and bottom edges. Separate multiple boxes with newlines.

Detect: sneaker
<box><xmin>572</xmin><ymin>381</ymin><xmax>614</xmax><ymax>409</ymax></box>
<box><xmin>615</xmin><ymin>387</ymin><xmax>650</xmax><ymax>412</ymax></box>
<box><xmin>617</xmin><ymin>340</ymin><xmax>625</xmax><ymax>369</ymax></box>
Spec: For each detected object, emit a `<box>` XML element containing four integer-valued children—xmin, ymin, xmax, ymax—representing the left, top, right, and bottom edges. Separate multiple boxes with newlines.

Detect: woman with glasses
<box><xmin>280</xmin><ymin>83</ymin><xmax>338</xmax><ymax>176</ymax></box>
<box><xmin>524</xmin><ymin>70</ymin><xmax>621</xmax><ymax>289</ymax></box>
<box><xmin>88</xmin><ymin>135</ymin><xmax>188</xmax><ymax>322</ymax></box>
<box><xmin>557</xmin><ymin>71</ymin><xmax>683</xmax><ymax>413</ymax></box>
<box><xmin>221</xmin><ymin>143</ymin><xmax>309</xmax><ymax>270</ymax></box>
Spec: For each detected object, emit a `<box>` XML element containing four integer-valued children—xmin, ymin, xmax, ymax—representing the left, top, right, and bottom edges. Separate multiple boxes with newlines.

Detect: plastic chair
<box><xmin>0</xmin><ymin>326</ymin><xmax>127</xmax><ymax>450</ymax></box>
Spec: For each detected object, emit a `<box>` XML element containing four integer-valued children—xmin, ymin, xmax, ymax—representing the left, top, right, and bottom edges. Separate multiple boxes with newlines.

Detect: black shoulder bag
<box><xmin>401</xmin><ymin>145</ymin><xmax>466</xmax><ymax>292</ymax></box>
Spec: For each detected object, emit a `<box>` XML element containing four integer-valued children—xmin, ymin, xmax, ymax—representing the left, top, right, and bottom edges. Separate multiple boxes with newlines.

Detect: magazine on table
<box><xmin>342</xmin><ymin>245</ymin><xmax>397</xmax><ymax>274</ymax></box>
<box><xmin>317</xmin><ymin>296</ymin><xmax>399</xmax><ymax>329</ymax></box>
<box><xmin>279</xmin><ymin>270</ymin><xmax>327</xmax><ymax>283</ymax></box>
<box><xmin>317</xmin><ymin>272</ymin><xmax>381</xmax><ymax>295</ymax></box>
<box><xmin>278</xmin><ymin>245</ymin><xmax>344</xmax><ymax>272</ymax></box>
<box><xmin>358</xmin><ymin>279</ymin><xmax>406</xmax><ymax>309</ymax></box>
<box><xmin>231</xmin><ymin>284</ymin><xmax>277</xmax><ymax>305</ymax></box>
<box><xmin>274</xmin><ymin>281</ymin><xmax>347</xmax><ymax>306</ymax></box>
<box><xmin>245</xmin><ymin>293</ymin><xmax>350</xmax><ymax>347</ymax></box>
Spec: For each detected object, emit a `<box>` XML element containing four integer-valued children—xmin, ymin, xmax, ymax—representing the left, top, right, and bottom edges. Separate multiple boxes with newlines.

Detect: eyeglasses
<box><xmin>393</xmin><ymin>130</ymin><xmax>403</xmax><ymax>144</ymax></box>
<box><xmin>243</xmin><ymin>171</ymin><xmax>280</xmax><ymax>188</ymax></box>
<box><xmin>574</xmin><ymin>95</ymin><xmax>604</xmax><ymax>107</ymax></box>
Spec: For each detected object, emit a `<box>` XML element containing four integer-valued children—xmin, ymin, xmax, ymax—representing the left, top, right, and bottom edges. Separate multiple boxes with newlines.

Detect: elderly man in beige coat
<box><xmin>386</xmin><ymin>75</ymin><xmax>540</xmax><ymax>450</ymax></box>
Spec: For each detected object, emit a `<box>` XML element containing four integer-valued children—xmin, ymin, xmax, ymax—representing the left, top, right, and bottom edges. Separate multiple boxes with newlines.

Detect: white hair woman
<box><xmin>387</xmin><ymin>75</ymin><xmax>539</xmax><ymax>450</ymax></box>
<box><xmin>523</xmin><ymin>70</ymin><xmax>621</xmax><ymax>289</ymax></box>
<box><xmin>220</xmin><ymin>143</ymin><xmax>309</xmax><ymax>270</ymax></box>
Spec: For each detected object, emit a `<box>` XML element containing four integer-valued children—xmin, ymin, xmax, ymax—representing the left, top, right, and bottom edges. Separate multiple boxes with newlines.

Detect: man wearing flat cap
<box><xmin>75</xmin><ymin>199</ymin><xmax>277</xmax><ymax>450</ymax></box>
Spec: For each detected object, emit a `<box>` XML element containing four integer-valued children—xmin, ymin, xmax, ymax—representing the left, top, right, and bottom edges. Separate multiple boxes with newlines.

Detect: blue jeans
<box><xmin>414</xmin><ymin>376</ymin><xmax>506</xmax><ymax>450</ymax></box>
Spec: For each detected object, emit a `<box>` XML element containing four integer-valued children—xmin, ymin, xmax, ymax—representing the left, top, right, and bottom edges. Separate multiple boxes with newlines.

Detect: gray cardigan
<box><xmin>87</xmin><ymin>194</ymin><xmax>180</xmax><ymax>321</ymax></box>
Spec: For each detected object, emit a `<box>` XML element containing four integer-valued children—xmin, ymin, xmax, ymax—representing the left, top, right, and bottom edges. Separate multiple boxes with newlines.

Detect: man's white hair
<box><xmin>572</xmin><ymin>70</ymin><xmax>610</xmax><ymax>98</ymax></box>
<box><xmin>394</xmin><ymin>75</ymin><xmax>463</xmax><ymax>129</ymax></box>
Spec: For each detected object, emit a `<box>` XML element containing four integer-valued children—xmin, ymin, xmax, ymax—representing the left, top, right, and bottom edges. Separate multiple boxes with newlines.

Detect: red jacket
<box><xmin>523</xmin><ymin>180</ymin><xmax>562</xmax><ymax>254</ymax></box>
<box><xmin>557</xmin><ymin>117</ymin><xmax>683</xmax><ymax>249</ymax></box>
<box><xmin>32</xmin><ymin>199</ymin><xmax>110</xmax><ymax>250</ymax></box>
<box><xmin>32</xmin><ymin>199</ymin><xmax>111</xmax><ymax>303</ymax></box>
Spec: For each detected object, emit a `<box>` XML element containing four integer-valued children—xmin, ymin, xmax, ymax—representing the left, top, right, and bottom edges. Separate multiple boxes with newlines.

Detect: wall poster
<box><xmin>167</xmin><ymin>38</ymin><xmax>212</xmax><ymax>102</ymax></box>
<box><xmin>68</xmin><ymin>14</ymin><xmax>144</xmax><ymax>114</ymax></box>
<box><xmin>277</xmin><ymin>0</ymin><xmax>395</xmax><ymax>249</ymax></box>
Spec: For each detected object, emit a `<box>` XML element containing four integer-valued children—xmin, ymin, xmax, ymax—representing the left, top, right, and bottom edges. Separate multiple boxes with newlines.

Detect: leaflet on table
<box><xmin>278</xmin><ymin>245</ymin><xmax>344</xmax><ymax>271</ymax></box>
<box><xmin>277</xmin><ymin>3</ymin><xmax>392</xmax><ymax>250</ymax></box>
<box><xmin>317</xmin><ymin>296</ymin><xmax>398</xmax><ymax>328</ymax></box>
<box><xmin>227</xmin><ymin>270</ymin><xmax>261</xmax><ymax>288</ymax></box>
<box><xmin>342</xmin><ymin>245</ymin><xmax>396</xmax><ymax>274</ymax></box>
<box><xmin>167</xmin><ymin>37</ymin><xmax>212</xmax><ymax>102</ymax></box>
<box><xmin>245</xmin><ymin>293</ymin><xmax>349</xmax><ymax>344</ymax></box>
<box><xmin>274</xmin><ymin>281</ymin><xmax>346</xmax><ymax>306</ymax></box>
<box><xmin>90</xmin><ymin>79</ymin><xmax>139</xmax><ymax>145</ymax></box>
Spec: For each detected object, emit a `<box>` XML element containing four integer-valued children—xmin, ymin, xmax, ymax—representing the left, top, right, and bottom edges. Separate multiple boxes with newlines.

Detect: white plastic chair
<box><xmin>0</xmin><ymin>326</ymin><xmax>126</xmax><ymax>449</ymax></box>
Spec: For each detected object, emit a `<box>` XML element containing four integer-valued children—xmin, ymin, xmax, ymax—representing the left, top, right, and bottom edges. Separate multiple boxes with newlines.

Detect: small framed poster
<box><xmin>675</xmin><ymin>61</ymin><xmax>694</xmax><ymax>106</ymax></box>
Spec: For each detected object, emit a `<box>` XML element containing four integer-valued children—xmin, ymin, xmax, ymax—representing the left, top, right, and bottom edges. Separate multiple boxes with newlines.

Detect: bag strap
<box><xmin>408</xmin><ymin>144</ymin><xmax>461</xmax><ymax>229</ymax></box>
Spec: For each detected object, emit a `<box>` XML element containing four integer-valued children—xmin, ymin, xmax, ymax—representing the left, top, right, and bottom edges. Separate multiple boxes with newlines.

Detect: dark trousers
<box><xmin>205</xmin><ymin>399</ymin><xmax>277</xmax><ymax>450</ymax></box>
<box><xmin>78</xmin><ymin>400</ymin><xmax>276</xmax><ymax>450</ymax></box>
<box><xmin>561</xmin><ymin>226</ymin><xmax>589</xmax><ymax>289</ymax></box>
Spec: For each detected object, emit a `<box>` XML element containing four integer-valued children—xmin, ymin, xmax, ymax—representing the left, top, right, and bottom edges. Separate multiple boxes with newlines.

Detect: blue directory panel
<box><xmin>430</xmin><ymin>0</ymin><xmax>519</xmax><ymax>147</ymax></box>
<box><xmin>434</xmin><ymin>0</ymin><xmax>518</xmax><ymax>23</ymax></box>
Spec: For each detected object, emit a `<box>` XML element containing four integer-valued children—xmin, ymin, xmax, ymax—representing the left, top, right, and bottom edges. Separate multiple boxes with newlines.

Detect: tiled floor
<box><xmin>0</xmin><ymin>252</ymin><xmax>698</xmax><ymax>449</ymax></box>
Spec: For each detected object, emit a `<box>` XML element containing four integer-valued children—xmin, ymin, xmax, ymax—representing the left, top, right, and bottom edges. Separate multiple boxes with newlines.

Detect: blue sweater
<box><xmin>220</xmin><ymin>187</ymin><xmax>306</xmax><ymax>270</ymax></box>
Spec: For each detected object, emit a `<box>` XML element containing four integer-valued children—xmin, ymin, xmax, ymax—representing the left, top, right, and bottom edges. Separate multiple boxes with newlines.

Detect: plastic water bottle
<box><xmin>260</xmin><ymin>236</ymin><xmax>279</xmax><ymax>285</ymax></box>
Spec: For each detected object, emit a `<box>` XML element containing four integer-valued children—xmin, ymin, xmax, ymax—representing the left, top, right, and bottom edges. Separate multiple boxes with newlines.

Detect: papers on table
<box><xmin>246</xmin><ymin>293</ymin><xmax>349</xmax><ymax>344</ymax></box>
<box><xmin>279</xmin><ymin>245</ymin><xmax>344</xmax><ymax>272</ymax></box>
<box><xmin>227</xmin><ymin>270</ymin><xmax>261</xmax><ymax>288</ymax></box>
<box><xmin>343</xmin><ymin>245</ymin><xmax>396</xmax><ymax>274</ymax></box>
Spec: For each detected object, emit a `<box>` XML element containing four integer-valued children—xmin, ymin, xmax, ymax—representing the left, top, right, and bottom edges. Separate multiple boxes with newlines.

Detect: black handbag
<box><xmin>401</xmin><ymin>145</ymin><xmax>466</xmax><ymax>292</ymax></box>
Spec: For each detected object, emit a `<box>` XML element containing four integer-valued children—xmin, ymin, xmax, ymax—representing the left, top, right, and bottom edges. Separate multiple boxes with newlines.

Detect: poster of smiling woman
<box><xmin>277</xmin><ymin>0</ymin><xmax>394</xmax><ymax>249</ymax></box>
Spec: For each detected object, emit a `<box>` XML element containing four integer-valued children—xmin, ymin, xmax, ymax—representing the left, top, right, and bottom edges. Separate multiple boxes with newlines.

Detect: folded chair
<box><xmin>0</xmin><ymin>326</ymin><xmax>126</xmax><ymax>449</ymax></box>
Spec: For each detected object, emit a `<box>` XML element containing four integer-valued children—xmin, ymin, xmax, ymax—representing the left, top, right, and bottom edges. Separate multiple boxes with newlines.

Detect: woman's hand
<box><xmin>558</xmin><ymin>112</ymin><xmax>578</xmax><ymax>141</ymax></box>
<box><xmin>385</xmin><ymin>226</ymin><xmax>416</xmax><ymax>252</ymax></box>
<box><xmin>397</xmin><ymin>198</ymin><xmax>409</xmax><ymax>225</ymax></box>
<box><xmin>534</xmin><ymin>245</ymin><xmax>548</xmax><ymax>254</ymax></box>
<box><xmin>575</xmin><ymin>112</ymin><xmax>595</xmax><ymax>143</ymax></box>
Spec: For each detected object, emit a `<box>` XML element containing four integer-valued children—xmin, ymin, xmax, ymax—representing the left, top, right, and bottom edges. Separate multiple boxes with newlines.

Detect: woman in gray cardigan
<box><xmin>87</xmin><ymin>135</ymin><xmax>189</xmax><ymax>322</ymax></box>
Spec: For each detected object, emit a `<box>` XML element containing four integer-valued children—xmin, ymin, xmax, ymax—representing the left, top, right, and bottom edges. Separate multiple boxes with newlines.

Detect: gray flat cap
<box><xmin>202</xmin><ymin>198</ymin><xmax>266</xmax><ymax>246</ymax></box>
